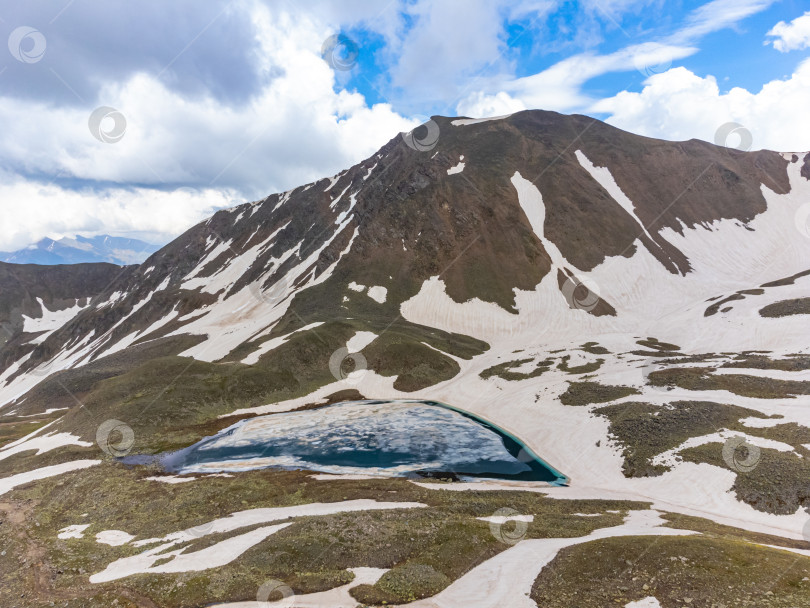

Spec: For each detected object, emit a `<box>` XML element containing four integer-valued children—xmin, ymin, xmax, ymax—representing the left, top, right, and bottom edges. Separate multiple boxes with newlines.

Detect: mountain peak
<box><xmin>0</xmin><ymin>111</ymin><xmax>804</xmax><ymax>379</ymax></box>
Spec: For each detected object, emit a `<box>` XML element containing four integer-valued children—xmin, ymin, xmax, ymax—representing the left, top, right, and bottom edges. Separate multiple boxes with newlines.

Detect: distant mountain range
<box><xmin>0</xmin><ymin>235</ymin><xmax>160</xmax><ymax>266</ymax></box>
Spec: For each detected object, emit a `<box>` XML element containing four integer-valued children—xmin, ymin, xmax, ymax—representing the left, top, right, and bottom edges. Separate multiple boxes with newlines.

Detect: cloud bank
<box><xmin>0</xmin><ymin>0</ymin><xmax>807</xmax><ymax>251</ymax></box>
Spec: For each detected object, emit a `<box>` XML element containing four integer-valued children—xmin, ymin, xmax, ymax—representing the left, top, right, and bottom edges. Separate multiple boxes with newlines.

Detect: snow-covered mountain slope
<box><xmin>0</xmin><ymin>111</ymin><xmax>803</xmax><ymax>380</ymax></box>
<box><xmin>0</xmin><ymin>235</ymin><xmax>159</xmax><ymax>266</ymax></box>
<box><xmin>0</xmin><ymin>261</ymin><xmax>123</xmax><ymax>349</ymax></box>
<box><xmin>2</xmin><ymin>109</ymin><xmax>810</xmax><ymax>545</ymax></box>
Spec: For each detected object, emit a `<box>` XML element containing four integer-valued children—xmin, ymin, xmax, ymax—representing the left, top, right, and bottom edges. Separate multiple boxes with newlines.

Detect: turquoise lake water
<box><xmin>158</xmin><ymin>400</ymin><xmax>568</xmax><ymax>484</ymax></box>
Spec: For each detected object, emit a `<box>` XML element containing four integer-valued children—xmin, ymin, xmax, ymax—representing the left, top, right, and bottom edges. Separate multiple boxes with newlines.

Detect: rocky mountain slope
<box><xmin>1</xmin><ymin>110</ymin><xmax>810</xmax><ymax>607</ymax></box>
<box><xmin>0</xmin><ymin>260</ymin><xmax>123</xmax><ymax>348</ymax></box>
<box><xmin>0</xmin><ymin>111</ymin><xmax>801</xmax><ymax>380</ymax></box>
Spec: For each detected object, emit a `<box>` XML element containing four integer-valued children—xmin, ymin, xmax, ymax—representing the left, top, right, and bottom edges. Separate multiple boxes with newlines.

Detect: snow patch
<box><xmin>346</xmin><ymin>331</ymin><xmax>377</xmax><ymax>353</ymax></box>
<box><xmin>347</xmin><ymin>282</ymin><xmax>387</xmax><ymax>304</ymax></box>
<box><xmin>96</xmin><ymin>530</ymin><xmax>135</xmax><ymax>546</ymax></box>
<box><xmin>447</xmin><ymin>158</ymin><xmax>466</xmax><ymax>175</ymax></box>
<box><xmin>576</xmin><ymin>150</ymin><xmax>659</xmax><ymax>245</ymax></box>
<box><xmin>23</xmin><ymin>298</ymin><xmax>88</xmax><ymax>344</ymax></box>
<box><xmin>242</xmin><ymin>322</ymin><xmax>325</xmax><ymax>365</ymax></box>
<box><xmin>90</xmin><ymin>500</ymin><xmax>425</xmax><ymax>583</ymax></box>
<box><xmin>626</xmin><ymin>598</ymin><xmax>662</xmax><ymax>608</ymax></box>
<box><xmin>0</xmin><ymin>421</ymin><xmax>92</xmax><ymax>462</ymax></box>
<box><xmin>324</xmin><ymin>171</ymin><xmax>345</xmax><ymax>191</ymax></box>
<box><xmin>476</xmin><ymin>514</ymin><xmax>534</xmax><ymax>525</ymax></box>
<box><xmin>58</xmin><ymin>524</ymin><xmax>90</xmax><ymax>540</ymax></box>
<box><xmin>403</xmin><ymin>510</ymin><xmax>693</xmax><ymax>608</ymax></box>
<box><xmin>652</xmin><ymin>430</ymin><xmax>795</xmax><ymax>469</ymax></box>
<box><xmin>173</xmin><ymin>221</ymin><xmax>356</xmax><ymax>362</ymax></box>
<box><xmin>367</xmin><ymin>285</ymin><xmax>388</xmax><ymax>303</ymax></box>
<box><xmin>451</xmin><ymin>114</ymin><xmax>513</xmax><ymax>126</ymax></box>
<box><xmin>144</xmin><ymin>475</ymin><xmax>197</xmax><ymax>484</ymax></box>
<box><xmin>0</xmin><ymin>460</ymin><xmax>100</xmax><ymax>496</ymax></box>
<box><xmin>208</xmin><ymin>566</ymin><xmax>388</xmax><ymax>608</ymax></box>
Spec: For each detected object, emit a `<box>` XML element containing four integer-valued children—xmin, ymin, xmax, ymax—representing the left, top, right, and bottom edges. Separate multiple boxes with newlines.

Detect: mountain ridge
<box><xmin>0</xmin><ymin>234</ymin><xmax>160</xmax><ymax>266</ymax></box>
<box><xmin>2</xmin><ymin>110</ymin><xmax>801</xmax><ymax>376</ymax></box>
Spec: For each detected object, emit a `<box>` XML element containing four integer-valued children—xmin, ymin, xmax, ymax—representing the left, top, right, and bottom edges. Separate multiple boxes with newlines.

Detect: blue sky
<box><xmin>0</xmin><ymin>0</ymin><xmax>808</xmax><ymax>251</ymax></box>
<box><xmin>345</xmin><ymin>0</ymin><xmax>807</xmax><ymax>113</ymax></box>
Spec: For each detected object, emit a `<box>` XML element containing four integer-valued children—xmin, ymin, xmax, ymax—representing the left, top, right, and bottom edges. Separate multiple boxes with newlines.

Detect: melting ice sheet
<box><xmin>159</xmin><ymin>400</ymin><xmax>566</xmax><ymax>483</ymax></box>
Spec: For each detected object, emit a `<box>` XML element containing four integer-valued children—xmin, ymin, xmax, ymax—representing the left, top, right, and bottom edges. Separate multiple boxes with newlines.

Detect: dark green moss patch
<box><xmin>364</xmin><ymin>337</ymin><xmax>461</xmax><ymax>391</ymax></box>
<box><xmin>531</xmin><ymin>534</ymin><xmax>810</xmax><ymax>607</ymax></box>
<box><xmin>730</xmin><ymin>422</ymin><xmax>810</xmax><ymax>449</ymax></box>
<box><xmin>681</xmin><ymin>444</ymin><xmax>810</xmax><ymax>515</ymax></box>
<box><xmin>648</xmin><ymin>367</ymin><xmax>810</xmax><ymax>399</ymax></box>
<box><xmin>595</xmin><ymin>400</ymin><xmax>767</xmax><ymax>477</ymax></box>
<box><xmin>559</xmin><ymin>381</ymin><xmax>640</xmax><ymax>406</ymax></box>
<box><xmin>580</xmin><ymin>341</ymin><xmax>610</xmax><ymax>355</ymax></box>
<box><xmin>759</xmin><ymin>298</ymin><xmax>810</xmax><ymax>318</ymax></box>
<box><xmin>480</xmin><ymin>358</ymin><xmax>554</xmax><ymax>381</ymax></box>
<box><xmin>704</xmin><ymin>293</ymin><xmax>745</xmax><ymax>316</ymax></box>
<box><xmin>722</xmin><ymin>353</ymin><xmax>810</xmax><ymax>371</ymax></box>
<box><xmin>656</xmin><ymin>353</ymin><xmax>721</xmax><ymax>365</ymax></box>
<box><xmin>0</xmin><ymin>417</ymin><xmax>53</xmax><ymax>449</ymax></box>
<box><xmin>761</xmin><ymin>268</ymin><xmax>810</xmax><ymax>288</ymax></box>
<box><xmin>705</xmin><ymin>290</ymin><xmax>765</xmax><ymax>319</ymax></box>
<box><xmin>662</xmin><ymin>512</ymin><xmax>810</xmax><ymax>551</ymax></box>
<box><xmin>636</xmin><ymin>337</ymin><xmax>680</xmax><ymax>352</ymax></box>
<box><xmin>630</xmin><ymin>349</ymin><xmax>679</xmax><ymax>358</ymax></box>
<box><xmin>557</xmin><ymin>355</ymin><xmax>604</xmax><ymax>374</ymax></box>
<box><xmin>352</xmin><ymin>563</ymin><xmax>450</xmax><ymax>604</ymax></box>
<box><xmin>3</xmin><ymin>460</ymin><xmax>646</xmax><ymax>607</ymax></box>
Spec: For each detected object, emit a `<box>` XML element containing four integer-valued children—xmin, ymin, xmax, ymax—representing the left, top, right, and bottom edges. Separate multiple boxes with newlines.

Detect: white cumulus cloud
<box><xmin>0</xmin><ymin>175</ymin><xmax>238</xmax><ymax>252</ymax></box>
<box><xmin>766</xmin><ymin>11</ymin><xmax>810</xmax><ymax>52</ymax></box>
<box><xmin>456</xmin><ymin>42</ymin><xmax>697</xmax><ymax>117</ymax></box>
<box><xmin>0</xmin><ymin>1</ymin><xmax>416</xmax><ymax>251</ymax></box>
<box><xmin>591</xmin><ymin>59</ymin><xmax>810</xmax><ymax>152</ymax></box>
